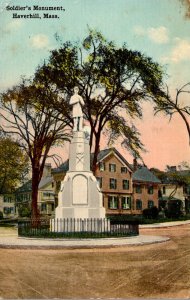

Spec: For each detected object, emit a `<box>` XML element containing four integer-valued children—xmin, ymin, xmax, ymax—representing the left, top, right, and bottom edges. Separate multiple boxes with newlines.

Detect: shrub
<box><xmin>165</xmin><ymin>200</ymin><xmax>183</xmax><ymax>218</ymax></box>
<box><xmin>18</xmin><ymin>205</ymin><xmax>31</xmax><ymax>218</ymax></box>
<box><xmin>143</xmin><ymin>206</ymin><xmax>159</xmax><ymax>219</ymax></box>
<box><xmin>0</xmin><ymin>211</ymin><xmax>3</xmax><ymax>220</ymax></box>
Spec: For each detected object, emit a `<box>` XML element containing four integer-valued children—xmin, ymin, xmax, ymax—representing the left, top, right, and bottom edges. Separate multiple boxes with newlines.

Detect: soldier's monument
<box><xmin>55</xmin><ymin>87</ymin><xmax>106</xmax><ymax>220</ymax></box>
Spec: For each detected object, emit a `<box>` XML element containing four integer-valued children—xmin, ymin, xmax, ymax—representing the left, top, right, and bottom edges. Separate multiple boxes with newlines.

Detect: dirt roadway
<box><xmin>0</xmin><ymin>224</ymin><xmax>190</xmax><ymax>299</ymax></box>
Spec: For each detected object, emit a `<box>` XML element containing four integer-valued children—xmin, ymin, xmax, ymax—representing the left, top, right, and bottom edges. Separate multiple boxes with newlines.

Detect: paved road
<box><xmin>0</xmin><ymin>223</ymin><xmax>189</xmax><ymax>299</ymax></box>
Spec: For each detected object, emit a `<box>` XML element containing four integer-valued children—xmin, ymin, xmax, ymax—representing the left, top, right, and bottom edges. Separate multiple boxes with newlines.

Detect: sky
<box><xmin>0</xmin><ymin>0</ymin><xmax>190</xmax><ymax>170</ymax></box>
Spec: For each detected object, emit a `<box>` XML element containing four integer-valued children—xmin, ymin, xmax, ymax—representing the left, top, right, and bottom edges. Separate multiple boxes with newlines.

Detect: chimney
<box><xmin>133</xmin><ymin>157</ymin><xmax>137</xmax><ymax>171</ymax></box>
<box><xmin>168</xmin><ymin>166</ymin><xmax>177</xmax><ymax>172</ymax></box>
<box><xmin>42</xmin><ymin>163</ymin><xmax>52</xmax><ymax>178</ymax></box>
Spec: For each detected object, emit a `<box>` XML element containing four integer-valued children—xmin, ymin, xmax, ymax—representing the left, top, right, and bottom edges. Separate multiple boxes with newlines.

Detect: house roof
<box><xmin>159</xmin><ymin>169</ymin><xmax>190</xmax><ymax>184</ymax></box>
<box><xmin>52</xmin><ymin>147</ymin><xmax>133</xmax><ymax>174</ymax></box>
<box><xmin>15</xmin><ymin>180</ymin><xmax>32</xmax><ymax>193</ymax></box>
<box><xmin>38</xmin><ymin>176</ymin><xmax>53</xmax><ymax>189</ymax></box>
<box><xmin>52</xmin><ymin>160</ymin><xmax>69</xmax><ymax>174</ymax></box>
<box><xmin>15</xmin><ymin>176</ymin><xmax>53</xmax><ymax>193</ymax></box>
<box><xmin>132</xmin><ymin>166</ymin><xmax>161</xmax><ymax>184</ymax></box>
<box><xmin>97</xmin><ymin>148</ymin><xmax>133</xmax><ymax>171</ymax></box>
<box><xmin>160</xmin><ymin>196</ymin><xmax>181</xmax><ymax>201</ymax></box>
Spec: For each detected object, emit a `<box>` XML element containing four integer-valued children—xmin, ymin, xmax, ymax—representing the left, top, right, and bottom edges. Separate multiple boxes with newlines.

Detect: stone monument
<box><xmin>55</xmin><ymin>87</ymin><xmax>106</xmax><ymax>221</ymax></box>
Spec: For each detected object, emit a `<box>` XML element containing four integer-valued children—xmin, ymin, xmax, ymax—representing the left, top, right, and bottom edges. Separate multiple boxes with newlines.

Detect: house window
<box><xmin>109</xmin><ymin>163</ymin><xmax>116</xmax><ymax>172</ymax></box>
<box><xmin>99</xmin><ymin>161</ymin><xmax>105</xmax><ymax>171</ymax></box>
<box><xmin>108</xmin><ymin>196</ymin><xmax>119</xmax><ymax>209</ymax></box>
<box><xmin>110</xmin><ymin>178</ymin><xmax>117</xmax><ymax>189</ymax></box>
<box><xmin>187</xmin><ymin>186</ymin><xmax>190</xmax><ymax>195</ymax></box>
<box><xmin>123</xmin><ymin>180</ymin><xmax>129</xmax><ymax>190</ymax></box>
<box><xmin>135</xmin><ymin>185</ymin><xmax>142</xmax><ymax>194</ymax></box>
<box><xmin>96</xmin><ymin>177</ymin><xmax>102</xmax><ymax>188</ymax></box>
<box><xmin>4</xmin><ymin>197</ymin><xmax>13</xmax><ymax>203</ymax></box>
<box><xmin>148</xmin><ymin>186</ymin><xmax>154</xmax><ymax>194</ymax></box>
<box><xmin>122</xmin><ymin>197</ymin><xmax>131</xmax><ymax>209</ymax></box>
<box><xmin>163</xmin><ymin>186</ymin><xmax>166</xmax><ymax>195</ymax></box>
<box><xmin>41</xmin><ymin>203</ymin><xmax>47</xmax><ymax>212</ymax></box>
<box><xmin>3</xmin><ymin>207</ymin><xmax>11</xmax><ymax>214</ymax></box>
<box><xmin>10</xmin><ymin>207</ymin><xmax>14</xmax><ymax>214</ymax></box>
<box><xmin>56</xmin><ymin>181</ymin><xmax>61</xmax><ymax>192</ymax></box>
<box><xmin>183</xmin><ymin>186</ymin><xmax>190</xmax><ymax>195</ymax></box>
<box><xmin>148</xmin><ymin>200</ymin><xmax>154</xmax><ymax>208</ymax></box>
<box><xmin>136</xmin><ymin>199</ymin><xmax>142</xmax><ymax>210</ymax></box>
<box><xmin>50</xmin><ymin>203</ymin><xmax>55</xmax><ymax>211</ymax></box>
<box><xmin>121</xmin><ymin>167</ymin><xmax>128</xmax><ymax>173</ymax></box>
<box><xmin>43</xmin><ymin>192</ymin><xmax>54</xmax><ymax>197</ymax></box>
<box><xmin>23</xmin><ymin>194</ymin><xmax>29</xmax><ymax>201</ymax></box>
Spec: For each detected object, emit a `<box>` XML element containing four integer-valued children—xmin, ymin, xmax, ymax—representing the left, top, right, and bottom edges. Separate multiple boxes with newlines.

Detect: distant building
<box><xmin>132</xmin><ymin>166</ymin><xmax>161</xmax><ymax>212</ymax></box>
<box><xmin>158</xmin><ymin>168</ymin><xmax>190</xmax><ymax>213</ymax></box>
<box><xmin>94</xmin><ymin>148</ymin><xmax>133</xmax><ymax>215</ymax></box>
<box><xmin>15</xmin><ymin>164</ymin><xmax>55</xmax><ymax>217</ymax></box>
<box><xmin>0</xmin><ymin>194</ymin><xmax>16</xmax><ymax>218</ymax></box>
<box><xmin>52</xmin><ymin>148</ymin><xmax>161</xmax><ymax>216</ymax></box>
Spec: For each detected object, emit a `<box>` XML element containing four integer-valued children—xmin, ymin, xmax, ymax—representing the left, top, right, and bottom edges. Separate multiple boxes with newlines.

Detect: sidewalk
<box><xmin>139</xmin><ymin>219</ymin><xmax>190</xmax><ymax>228</ymax></box>
<box><xmin>0</xmin><ymin>234</ymin><xmax>170</xmax><ymax>249</ymax></box>
<box><xmin>0</xmin><ymin>220</ymin><xmax>189</xmax><ymax>249</ymax></box>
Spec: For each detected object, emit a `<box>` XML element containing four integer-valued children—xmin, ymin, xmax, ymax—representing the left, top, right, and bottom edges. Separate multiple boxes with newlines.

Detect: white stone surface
<box><xmin>0</xmin><ymin>234</ymin><xmax>170</xmax><ymax>248</ymax></box>
<box><xmin>55</xmin><ymin>131</ymin><xmax>106</xmax><ymax>221</ymax></box>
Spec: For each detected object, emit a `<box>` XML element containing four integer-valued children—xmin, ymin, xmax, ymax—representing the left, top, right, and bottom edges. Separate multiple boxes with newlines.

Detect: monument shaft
<box><xmin>55</xmin><ymin>88</ymin><xmax>106</xmax><ymax>220</ymax></box>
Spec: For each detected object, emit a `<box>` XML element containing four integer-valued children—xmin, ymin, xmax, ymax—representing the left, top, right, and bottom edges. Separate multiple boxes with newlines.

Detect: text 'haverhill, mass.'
<box><xmin>6</xmin><ymin>5</ymin><xmax>66</xmax><ymax>19</ymax></box>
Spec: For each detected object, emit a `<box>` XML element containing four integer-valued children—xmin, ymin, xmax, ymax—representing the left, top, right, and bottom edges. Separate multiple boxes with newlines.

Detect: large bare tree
<box><xmin>155</xmin><ymin>83</ymin><xmax>190</xmax><ymax>144</ymax></box>
<box><xmin>0</xmin><ymin>80</ymin><xmax>71</xmax><ymax>218</ymax></box>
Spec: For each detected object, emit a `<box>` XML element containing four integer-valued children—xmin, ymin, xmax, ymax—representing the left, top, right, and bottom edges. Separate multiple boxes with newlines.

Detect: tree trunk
<box><xmin>92</xmin><ymin>133</ymin><xmax>101</xmax><ymax>175</ymax></box>
<box><xmin>31</xmin><ymin>168</ymin><xmax>40</xmax><ymax>219</ymax></box>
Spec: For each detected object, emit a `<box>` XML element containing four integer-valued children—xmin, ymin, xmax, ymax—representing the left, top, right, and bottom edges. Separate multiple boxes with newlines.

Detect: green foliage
<box><xmin>34</xmin><ymin>29</ymin><xmax>166</xmax><ymax>170</ymax></box>
<box><xmin>0</xmin><ymin>211</ymin><xmax>3</xmax><ymax>220</ymax></box>
<box><xmin>165</xmin><ymin>200</ymin><xmax>183</xmax><ymax>219</ymax></box>
<box><xmin>143</xmin><ymin>206</ymin><xmax>159</xmax><ymax>219</ymax></box>
<box><xmin>0</xmin><ymin>136</ymin><xmax>29</xmax><ymax>193</ymax></box>
<box><xmin>18</xmin><ymin>204</ymin><xmax>31</xmax><ymax>218</ymax></box>
<box><xmin>151</xmin><ymin>166</ymin><xmax>190</xmax><ymax>200</ymax></box>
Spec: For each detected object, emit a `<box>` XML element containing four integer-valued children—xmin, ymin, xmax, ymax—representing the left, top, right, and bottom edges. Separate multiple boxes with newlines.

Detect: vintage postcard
<box><xmin>0</xmin><ymin>0</ymin><xmax>190</xmax><ymax>299</ymax></box>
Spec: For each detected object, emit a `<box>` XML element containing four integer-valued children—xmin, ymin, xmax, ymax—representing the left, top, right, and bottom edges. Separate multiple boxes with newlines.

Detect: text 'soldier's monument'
<box><xmin>55</xmin><ymin>87</ymin><xmax>106</xmax><ymax>219</ymax></box>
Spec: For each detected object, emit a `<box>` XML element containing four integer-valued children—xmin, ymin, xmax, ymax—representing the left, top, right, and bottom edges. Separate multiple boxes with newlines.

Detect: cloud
<box><xmin>134</xmin><ymin>25</ymin><xmax>169</xmax><ymax>44</ymax></box>
<box><xmin>133</xmin><ymin>25</ymin><xmax>145</xmax><ymax>36</ymax></box>
<box><xmin>171</xmin><ymin>39</ymin><xmax>190</xmax><ymax>62</ymax></box>
<box><xmin>147</xmin><ymin>26</ymin><xmax>169</xmax><ymax>44</ymax></box>
<box><xmin>162</xmin><ymin>38</ymin><xmax>190</xmax><ymax>63</ymax></box>
<box><xmin>30</xmin><ymin>34</ymin><xmax>50</xmax><ymax>49</ymax></box>
<box><xmin>6</xmin><ymin>20</ymin><xmax>22</xmax><ymax>31</ymax></box>
<box><xmin>0</xmin><ymin>20</ymin><xmax>22</xmax><ymax>36</ymax></box>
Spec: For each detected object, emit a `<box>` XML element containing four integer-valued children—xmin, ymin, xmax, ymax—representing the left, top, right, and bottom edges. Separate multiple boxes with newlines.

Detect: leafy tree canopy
<box><xmin>151</xmin><ymin>165</ymin><xmax>190</xmax><ymax>186</ymax></box>
<box><xmin>0</xmin><ymin>136</ymin><xmax>29</xmax><ymax>194</ymax></box>
<box><xmin>34</xmin><ymin>29</ymin><xmax>167</xmax><ymax>171</ymax></box>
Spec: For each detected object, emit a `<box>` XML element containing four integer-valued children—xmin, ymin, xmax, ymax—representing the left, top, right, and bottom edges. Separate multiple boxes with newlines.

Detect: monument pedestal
<box><xmin>55</xmin><ymin>132</ymin><xmax>106</xmax><ymax>220</ymax></box>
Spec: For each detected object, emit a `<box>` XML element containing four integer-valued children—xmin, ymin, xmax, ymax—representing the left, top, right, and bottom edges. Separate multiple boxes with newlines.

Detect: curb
<box><xmin>139</xmin><ymin>220</ymin><xmax>190</xmax><ymax>229</ymax></box>
<box><xmin>0</xmin><ymin>235</ymin><xmax>170</xmax><ymax>249</ymax></box>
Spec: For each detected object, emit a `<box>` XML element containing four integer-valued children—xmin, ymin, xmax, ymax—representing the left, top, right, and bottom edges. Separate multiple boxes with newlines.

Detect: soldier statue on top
<box><xmin>69</xmin><ymin>86</ymin><xmax>85</xmax><ymax>132</ymax></box>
